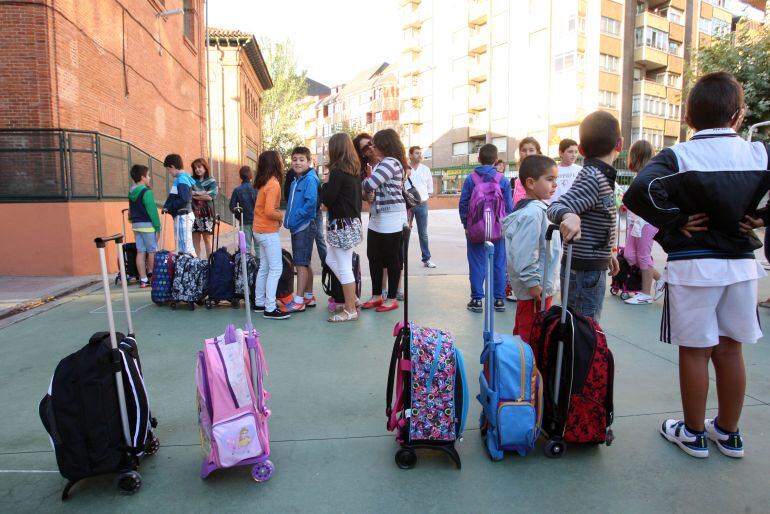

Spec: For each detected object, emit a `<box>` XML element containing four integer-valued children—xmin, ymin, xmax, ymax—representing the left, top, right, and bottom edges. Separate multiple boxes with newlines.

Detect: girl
<box><xmin>512</xmin><ymin>137</ymin><xmax>541</xmax><ymax>208</ymax></box>
<box><xmin>191</xmin><ymin>158</ymin><xmax>217</xmax><ymax>258</ymax></box>
<box><xmin>495</xmin><ymin>159</ymin><xmax>507</xmax><ymax>174</ymax></box>
<box><xmin>361</xmin><ymin>129</ymin><xmax>408</xmax><ymax>312</ymax></box>
<box><xmin>322</xmin><ymin>133</ymin><xmax>363</xmax><ymax>322</ymax></box>
<box><xmin>623</xmin><ymin>140</ymin><xmax>665</xmax><ymax>305</ymax></box>
<box><xmin>253</xmin><ymin>151</ymin><xmax>290</xmax><ymax>320</ymax></box>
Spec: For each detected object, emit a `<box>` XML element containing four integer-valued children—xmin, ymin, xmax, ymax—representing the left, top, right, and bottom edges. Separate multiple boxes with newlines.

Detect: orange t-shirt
<box><xmin>253</xmin><ymin>177</ymin><xmax>282</xmax><ymax>233</ymax></box>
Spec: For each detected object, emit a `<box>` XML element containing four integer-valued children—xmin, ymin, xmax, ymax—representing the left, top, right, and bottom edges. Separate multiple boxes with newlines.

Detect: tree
<box><xmin>689</xmin><ymin>24</ymin><xmax>770</xmax><ymax>140</ymax></box>
<box><xmin>260</xmin><ymin>39</ymin><xmax>307</xmax><ymax>159</ymax></box>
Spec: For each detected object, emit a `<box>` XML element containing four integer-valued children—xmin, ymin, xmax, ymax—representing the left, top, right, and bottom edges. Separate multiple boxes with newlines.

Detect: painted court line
<box><xmin>0</xmin><ymin>470</ymin><xmax>59</xmax><ymax>473</ymax></box>
<box><xmin>89</xmin><ymin>303</ymin><xmax>151</xmax><ymax>314</ymax></box>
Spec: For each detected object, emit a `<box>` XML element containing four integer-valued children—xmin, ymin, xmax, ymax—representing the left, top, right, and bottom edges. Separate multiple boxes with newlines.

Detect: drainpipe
<box><xmin>204</xmin><ymin>0</ymin><xmax>212</xmax><ymax>166</ymax></box>
<box><xmin>219</xmin><ymin>44</ymin><xmax>227</xmax><ymax>188</ymax></box>
<box><xmin>680</xmin><ymin>0</ymin><xmax>694</xmax><ymax>143</ymax></box>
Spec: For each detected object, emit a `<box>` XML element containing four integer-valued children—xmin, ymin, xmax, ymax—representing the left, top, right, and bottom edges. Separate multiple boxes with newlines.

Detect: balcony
<box><xmin>469</xmin><ymin>90</ymin><xmax>487</xmax><ymax>112</ymax></box>
<box><xmin>469</xmin><ymin>113</ymin><xmax>488</xmax><ymax>138</ymax></box>
<box><xmin>399</xmin><ymin>0</ymin><xmax>421</xmax><ymax>6</ymax></box>
<box><xmin>636</xmin><ymin>11</ymin><xmax>669</xmax><ymax>32</ymax></box>
<box><xmin>402</xmin><ymin>32</ymin><xmax>422</xmax><ymax>54</ymax></box>
<box><xmin>665</xmin><ymin>119</ymin><xmax>681</xmax><ymax>138</ymax></box>
<box><xmin>668</xmin><ymin>55</ymin><xmax>683</xmax><ymax>74</ymax></box>
<box><xmin>402</xmin><ymin>60</ymin><xmax>421</xmax><ymax>77</ymax></box>
<box><xmin>468</xmin><ymin>55</ymin><xmax>488</xmax><ymax>84</ymax></box>
<box><xmin>468</xmin><ymin>1</ymin><xmax>488</xmax><ymax>27</ymax></box>
<box><xmin>403</xmin><ymin>8</ymin><xmax>421</xmax><ymax>29</ymax></box>
<box><xmin>634</xmin><ymin>46</ymin><xmax>668</xmax><ymax>70</ymax></box>
<box><xmin>633</xmin><ymin>80</ymin><xmax>667</xmax><ymax>98</ymax></box>
<box><xmin>468</xmin><ymin>30</ymin><xmax>488</xmax><ymax>56</ymax></box>
<box><xmin>578</xmin><ymin>0</ymin><xmax>587</xmax><ymax>16</ymax></box>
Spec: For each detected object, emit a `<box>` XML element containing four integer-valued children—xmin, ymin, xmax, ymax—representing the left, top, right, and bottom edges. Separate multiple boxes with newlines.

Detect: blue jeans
<box><xmin>315</xmin><ymin>210</ymin><xmax>327</xmax><ymax>263</ymax></box>
<box><xmin>255</xmin><ymin>232</ymin><xmax>282</xmax><ymax>312</ymax></box>
<box><xmin>408</xmin><ymin>202</ymin><xmax>431</xmax><ymax>262</ymax></box>
<box><xmin>467</xmin><ymin>237</ymin><xmax>506</xmax><ymax>300</ymax></box>
<box><xmin>561</xmin><ymin>268</ymin><xmax>607</xmax><ymax>322</ymax></box>
<box><xmin>291</xmin><ymin>221</ymin><xmax>315</xmax><ymax>266</ymax></box>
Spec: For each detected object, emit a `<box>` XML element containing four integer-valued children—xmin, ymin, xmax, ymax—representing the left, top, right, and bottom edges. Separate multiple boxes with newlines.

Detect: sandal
<box><xmin>328</xmin><ymin>309</ymin><xmax>359</xmax><ymax>322</ymax></box>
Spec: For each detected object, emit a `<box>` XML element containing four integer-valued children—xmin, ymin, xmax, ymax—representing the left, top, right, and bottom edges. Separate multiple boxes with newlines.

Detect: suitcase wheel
<box><xmin>606</xmin><ymin>428</ymin><xmax>615</xmax><ymax>446</ymax></box>
<box><xmin>145</xmin><ymin>434</ymin><xmax>160</xmax><ymax>456</ymax></box>
<box><xmin>230</xmin><ymin>298</ymin><xmax>240</xmax><ymax>309</ymax></box>
<box><xmin>251</xmin><ymin>460</ymin><xmax>274</xmax><ymax>482</ymax></box>
<box><xmin>205</xmin><ymin>300</ymin><xmax>213</xmax><ymax>310</ymax></box>
<box><xmin>544</xmin><ymin>438</ymin><xmax>565</xmax><ymax>458</ymax></box>
<box><xmin>610</xmin><ymin>287</ymin><xmax>619</xmax><ymax>296</ymax></box>
<box><xmin>116</xmin><ymin>470</ymin><xmax>142</xmax><ymax>495</ymax></box>
<box><xmin>188</xmin><ymin>302</ymin><xmax>196</xmax><ymax>311</ymax></box>
<box><xmin>170</xmin><ymin>301</ymin><xmax>177</xmax><ymax>310</ymax></box>
<box><xmin>620</xmin><ymin>292</ymin><xmax>632</xmax><ymax>301</ymax></box>
<box><xmin>395</xmin><ymin>448</ymin><xmax>417</xmax><ymax>469</ymax></box>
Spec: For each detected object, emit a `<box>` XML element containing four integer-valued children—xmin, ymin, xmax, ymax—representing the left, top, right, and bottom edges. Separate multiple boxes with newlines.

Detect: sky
<box><xmin>207</xmin><ymin>0</ymin><xmax>403</xmax><ymax>87</ymax></box>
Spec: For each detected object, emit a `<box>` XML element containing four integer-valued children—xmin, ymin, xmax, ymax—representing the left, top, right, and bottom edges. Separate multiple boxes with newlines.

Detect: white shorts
<box><xmin>662</xmin><ymin>280</ymin><xmax>762</xmax><ymax>348</ymax></box>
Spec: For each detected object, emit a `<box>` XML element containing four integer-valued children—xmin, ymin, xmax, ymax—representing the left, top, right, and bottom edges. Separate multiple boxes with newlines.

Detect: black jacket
<box><xmin>623</xmin><ymin>129</ymin><xmax>770</xmax><ymax>261</ymax></box>
<box><xmin>321</xmin><ymin>169</ymin><xmax>362</xmax><ymax>222</ymax></box>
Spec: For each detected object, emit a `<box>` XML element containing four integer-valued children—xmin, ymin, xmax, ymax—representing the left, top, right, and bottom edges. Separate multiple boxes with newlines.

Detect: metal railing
<box><xmin>0</xmin><ymin>128</ymin><xmax>230</xmax><ymax>219</ymax></box>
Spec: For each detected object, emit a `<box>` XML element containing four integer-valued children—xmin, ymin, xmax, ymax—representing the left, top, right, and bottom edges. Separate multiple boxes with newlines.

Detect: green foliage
<box><xmin>689</xmin><ymin>25</ymin><xmax>770</xmax><ymax>140</ymax></box>
<box><xmin>260</xmin><ymin>38</ymin><xmax>307</xmax><ymax>160</ymax></box>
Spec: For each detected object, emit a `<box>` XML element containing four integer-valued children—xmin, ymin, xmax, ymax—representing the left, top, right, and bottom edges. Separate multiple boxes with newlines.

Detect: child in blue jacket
<box><xmin>162</xmin><ymin>153</ymin><xmax>196</xmax><ymax>256</ymax></box>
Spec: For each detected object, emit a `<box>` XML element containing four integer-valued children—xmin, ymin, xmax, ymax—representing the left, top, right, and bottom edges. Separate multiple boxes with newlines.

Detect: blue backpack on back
<box><xmin>478</xmin><ymin>242</ymin><xmax>543</xmax><ymax>459</ymax></box>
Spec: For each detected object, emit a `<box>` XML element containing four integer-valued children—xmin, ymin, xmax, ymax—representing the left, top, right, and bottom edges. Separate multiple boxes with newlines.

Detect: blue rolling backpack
<box><xmin>478</xmin><ymin>241</ymin><xmax>543</xmax><ymax>459</ymax></box>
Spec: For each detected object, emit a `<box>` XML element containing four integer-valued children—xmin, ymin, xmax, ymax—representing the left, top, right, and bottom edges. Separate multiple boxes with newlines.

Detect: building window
<box><xmin>553</xmin><ymin>51</ymin><xmax>584</xmax><ymax>72</ymax></box>
<box><xmin>492</xmin><ymin>136</ymin><xmax>507</xmax><ymax>152</ymax></box>
<box><xmin>422</xmin><ymin>147</ymin><xmax>432</xmax><ymax>159</ymax></box>
<box><xmin>668</xmin><ymin>40</ymin><xmax>682</xmax><ymax>56</ymax></box>
<box><xmin>183</xmin><ymin>0</ymin><xmax>195</xmax><ymax>43</ymax></box>
<box><xmin>598</xmin><ymin>90</ymin><xmax>617</xmax><ymax>109</ymax></box>
<box><xmin>600</xmin><ymin>16</ymin><xmax>621</xmax><ymax>36</ymax></box>
<box><xmin>599</xmin><ymin>53</ymin><xmax>619</xmax><ymax>73</ymax></box>
<box><xmin>668</xmin><ymin>102</ymin><xmax>681</xmax><ymax>120</ymax></box>
<box><xmin>568</xmin><ymin>15</ymin><xmax>586</xmax><ymax>33</ymax></box>
<box><xmin>452</xmin><ymin>142</ymin><xmax>470</xmax><ymax>156</ymax></box>
<box><xmin>712</xmin><ymin>18</ymin><xmax>730</xmax><ymax>37</ymax></box>
<box><xmin>631</xmin><ymin>127</ymin><xmax>665</xmax><ymax>149</ymax></box>
<box><xmin>664</xmin><ymin>7</ymin><xmax>684</xmax><ymax>24</ymax></box>
<box><xmin>699</xmin><ymin>17</ymin><xmax>712</xmax><ymax>35</ymax></box>
<box><xmin>632</xmin><ymin>95</ymin><xmax>640</xmax><ymax>115</ymax></box>
<box><xmin>703</xmin><ymin>0</ymin><xmax>726</xmax><ymax>7</ymax></box>
<box><xmin>656</xmin><ymin>72</ymin><xmax>682</xmax><ymax>88</ymax></box>
<box><xmin>635</xmin><ymin>26</ymin><xmax>668</xmax><ymax>51</ymax></box>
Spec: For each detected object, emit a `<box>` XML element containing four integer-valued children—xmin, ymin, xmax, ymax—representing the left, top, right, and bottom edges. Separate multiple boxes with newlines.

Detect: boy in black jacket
<box><xmin>624</xmin><ymin>72</ymin><xmax>770</xmax><ymax>459</ymax></box>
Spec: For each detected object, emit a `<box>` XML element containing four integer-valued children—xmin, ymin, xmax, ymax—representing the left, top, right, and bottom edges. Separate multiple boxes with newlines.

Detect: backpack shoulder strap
<box><xmin>492</xmin><ymin>172</ymin><xmax>503</xmax><ymax>184</ymax></box>
<box><xmin>470</xmin><ymin>171</ymin><xmax>482</xmax><ymax>186</ymax></box>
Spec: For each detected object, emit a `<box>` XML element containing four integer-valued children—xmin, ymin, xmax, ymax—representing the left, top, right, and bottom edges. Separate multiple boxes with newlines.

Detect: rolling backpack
<box><xmin>205</xmin><ymin>219</ymin><xmax>238</xmax><ymax>308</ymax></box>
<box><xmin>234</xmin><ymin>250</ymin><xmax>258</xmax><ymax>304</ymax></box>
<box><xmin>466</xmin><ymin>171</ymin><xmax>506</xmax><ymax>243</ymax></box>
<box><xmin>478</xmin><ymin>241</ymin><xmax>543</xmax><ymax>459</ymax></box>
<box><xmin>151</xmin><ymin>214</ymin><xmax>174</xmax><ymax>305</ymax></box>
<box><xmin>386</xmin><ymin>226</ymin><xmax>469</xmax><ymax>469</ymax></box>
<box><xmin>276</xmin><ymin>249</ymin><xmax>295</xmax><ymax>305</ymax></box>
<box><xmin>171</xmin><ymin>254</ymin><xmax>210</xmax><ymax>310</ymax></box>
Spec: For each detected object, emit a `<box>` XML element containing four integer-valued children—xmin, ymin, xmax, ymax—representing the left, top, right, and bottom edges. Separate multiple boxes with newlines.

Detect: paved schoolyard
<box><xmin>2</xmin><ymin>210</ymin><xmax>770</xmax><ymax>513</ymax></box>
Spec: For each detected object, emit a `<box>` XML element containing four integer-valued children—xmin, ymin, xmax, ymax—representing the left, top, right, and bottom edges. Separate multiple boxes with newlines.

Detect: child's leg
<box><xmin>492</xmin><ymin>239</ymin><xmax>506</xmax><ymax>300</ymax></box>
<box><xmin>466</xmin><ymin>238</ymin><xmax>485</xmax><ymax>299</ymax></box>
<box><xmin>367</xmin><ymin>229</ymin><xmax>384</xmax><ymax>299</ymax></box>
<box><xmin>254</xmin><ymin>235</ymin><xmax>269</xmax><ymax>308</ymax></box>
<box><xmin>263</xmin><ymin>233</ymin><xmax>283</xmax><ymax>311</ymax></box>
<box><xmin>147</xmin><ymin>252</ymin><xmax>155</xmax><ymax>277</ymax></box>
<box><xmin>296</xmin><ymin>266</ymin><xmax>309</xmax><ymax>298</ymax></box>
<box><xmin>679</xmin><ymin>346</ymin><xmax>713</xmax><ymax>432</ymax></box>
<box><xmin>711</xmin><ymin>337</ymin><xmax>746</xmax><ymax>432</ymax></box>
<box><xmin>192</xmin><ymin>232</ymin><xmax>202</xmax><ymax>256</ymax></box>
<box><xmin>136</xmin><ymin>251</ymin><xmax>147</xmax><ymax>280</ymax></box>
<box><xmin>203</xmin><ymin>231</ymin><xmax>213</xmax><ymax>257</ymax></box>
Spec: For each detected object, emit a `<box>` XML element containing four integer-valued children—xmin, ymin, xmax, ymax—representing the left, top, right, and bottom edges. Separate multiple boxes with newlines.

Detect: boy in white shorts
<box><xmin>624</xmin><ymin>72</ymin><xmax>770</xmax><ymax>459</ymax></box>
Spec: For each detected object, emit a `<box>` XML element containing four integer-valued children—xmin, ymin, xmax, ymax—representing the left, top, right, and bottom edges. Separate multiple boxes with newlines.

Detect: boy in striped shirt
<box><xmin>547</xmin><ymin>111</ymin><xmax>621</xmax><ymax>322</ymax></box>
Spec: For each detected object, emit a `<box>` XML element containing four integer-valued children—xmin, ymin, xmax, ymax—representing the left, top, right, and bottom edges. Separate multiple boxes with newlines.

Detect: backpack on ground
<box><xmin>322</xmin><ymin>252</ymin><xmax>361</xmax><ymax>311</ymax></box>
<box><xmin>234</xmin><ymin>250</ymin><xmax>258</xmax><ymax>304</ymax></box>
<box><xmin>206</xmin><ymin>219</ymin><xmax>238</xmax><ymax>308</ymax></box>
<box><xmin>172</xmin><ymin>254</ymin><xmax>210</xmax><ymax>310</ymax></box>
<box><xmin>151</xmin><ymin>214</ymin><xmax>174</xmax><ymax>305</ymax></box>
<box><xmin>478</xmin><ymin>241</ymin><xmax>543</xmax><ymax>459</ymax></box>
<box><xmin>386</xmin><ymin>225</ymin><xmax>469</xmax><ymax>469</ymax></box>
<box><xmin>39</xmin><ymin>235</ymin><xmax>159</xmax><ymax>499</ymax></box>
<box><xmin>467</xmin><ymin>171</ymin><xmax>506</xmax><ymax>243</ymax></box>
<box><xmin>276</xmin><ymin>249</ymin><xmax>295</xmax><ymax>305</ymax></box>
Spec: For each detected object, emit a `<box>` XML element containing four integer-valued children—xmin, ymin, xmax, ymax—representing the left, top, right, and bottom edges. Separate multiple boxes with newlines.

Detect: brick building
<box><xmin>0</xmin><ymin>0</ymin><xmax>207</xmax><ymax>275</ymax></box>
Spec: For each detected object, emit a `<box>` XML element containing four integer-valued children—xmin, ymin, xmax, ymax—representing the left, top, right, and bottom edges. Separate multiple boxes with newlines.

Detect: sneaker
<box><xmin>506</xmin><ymin>293</ymin><xmax>517</xmax><ymax>302</ymax></box>
<box><xmin>253</xmin><ymin>304</ymin><xmax>265</xmax><ymax>312</ymax></box>
<box><xmin>494</xmin><ymin>299</ymin><xmax>506</xmax><ymax>312</ymax></box>
<box><xmin>281</xmin><ymin>301</ymin><xmax>306</xmax><ymax>313</ymax></box>
<box><xmin>653</xmin><ymin>279</ymin><xmax>666</xmax><ymax>301</ymax></box>
<box><xmin>423</xmin><ymin>260</ymin><xmax>437</xmax><ymax>268</ymax></box>
<box><xmin>397</xmin><ymin>290</ymin><xmax>405</xmax><ymax>301</ymax></box>
<box><xmin>467</xmin><ymin>298</ymin><xmax>482</xmax><ymax>313</ymax></box>
<box><xmin>139</xmin><ymin>279</ymin><xmax>149</xmax><ymax>289</ymax></box>
<box><xmin>659</xmin><ymin>419</ymin><xmax>709</xmax><ymax>458</ymax></box>
<box><xmin>705</xmin><ymin>418</ymin><xmax>744</xmax><ymax>458</ymax></box>
<box><xmin>263</xmin><ymin>308</ymin><xmax>291</xmax><ymax>320</ymax></box>
<box><xmin>624</xmin><ymin>293</ymin><xmax>653</xmax><ymax>305</ymax></box>
<box><xmin>304</xmin><ymin>295</ymin><xmax>317</xmax><ymax>308</ymax></box>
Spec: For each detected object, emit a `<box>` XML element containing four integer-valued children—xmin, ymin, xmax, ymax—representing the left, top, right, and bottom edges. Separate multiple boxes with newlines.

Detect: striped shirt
<box><xmin>547</xmin><ymin>159</ymin><xmax>617</xmax><ymax>270</ymax></box>
<box><xmin>363</xmin><ymin>157</ymin><xmax>406</xmax><ymax>214</ymax></box>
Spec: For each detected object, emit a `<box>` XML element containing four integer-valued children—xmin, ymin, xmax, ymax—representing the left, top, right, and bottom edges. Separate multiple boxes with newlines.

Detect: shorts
<box><xmin>291</xmin><ymin>222</ymin><xmax>315</xmax><ymax>266</ymax></box>
<box><xmin>662</xmin><ymin>280</ymin><xmax>762</xmax><ymax>348</ymax></box>
<box><xmin>514</xmin><ymin>296</ymin><xmax>553</xmax><ymax>343</ymax></box>
<box><xmin>133</xmin><ymin>230</ymin><xmax>158</xmax><ymax>253</ymax></box>
<box><xmin>193</xmin><ymin>216</ymin><xmax>214</xmax><ymax>233</ymax></box>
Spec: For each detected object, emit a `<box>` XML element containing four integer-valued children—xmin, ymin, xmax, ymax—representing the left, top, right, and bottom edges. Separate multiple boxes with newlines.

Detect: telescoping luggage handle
<box><xmin>545</xmin><ymin>224</ymin><xmax>573</xmax><ymax>408</ymax></box>
<box><xmin>93</xmin><ymin>234</ymin><xmax>135</xmax><ymax>450</ymax></box>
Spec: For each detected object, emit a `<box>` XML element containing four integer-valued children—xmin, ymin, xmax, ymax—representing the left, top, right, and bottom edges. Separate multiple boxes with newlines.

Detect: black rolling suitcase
<box><xmin>205</xmin><ymin>217</ymin><xmax>239</xmax><ymax>309</ymax></box>
<box><xmin>116</xmin><ymin>208</ymin><xmax>141</xmax><ymax>284</ymax></box>
<box><xmin>39</xmin><ymin>234</ymin><xmax>159</xmax><ymax>499</ymax></box>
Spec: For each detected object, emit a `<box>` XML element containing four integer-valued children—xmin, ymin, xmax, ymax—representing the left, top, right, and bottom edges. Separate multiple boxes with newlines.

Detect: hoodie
<box><xmin>163</xmin><ymin>171</ymin><xmax>195</xmax><ymax>217</ymax></box>
<box><xmin>284</xmin><ymin>168</ymin><xmax>320</xmax><ymax>233</ymax></box>
<box><xmin>503</xmin><ymin>198</ymin><xmax>561</xmax><ymax>299</ymax></box>
<box><xmin>128</xmin><ymin>184</ymin><xmax>161</xmax><ymax>233</ymax></box>
<box><xmin>458</xmin><ymin>165</ymin><xmax>514</xmax><ymax>229</ymax></box>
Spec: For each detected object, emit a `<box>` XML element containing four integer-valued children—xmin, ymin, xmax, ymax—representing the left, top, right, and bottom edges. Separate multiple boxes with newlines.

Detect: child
<box><xmin>512</xmin><ymin>137</ymin><xmax>542</xmax><ymax>208</ymax></box>
<box><xmin>283</xmin><ymin>146</ymin><xmax>321</xmax><ymax>312</ymax></box>
<box><xmin>162</xmin><ymin>154</ymin><xmax>196</xmax><ymax>256</ymax></box>
<box><xmin>547</xmin><ymin>111</ymin><xmax>621</xmax><ymax>322</ymax></box>
<box><xmin>624</xmin><ymin>72</ymin><xmax>768</xmax><ymax>458</ymax></box>
<box><xmin>504</xmin><ymin>155</ymin><xmax>560</xmax><ymax>341</ymax></box>
<box><xmin>551</xmin><ymin>138</ymin><xmax>581</xmax><ymax>204</ymax></box>
<box><xmin>229</xmin><ymin>165</ymin><xmax>258</xmax><ymax>256</ymax></box>
<box><xmin>128</xmin><ymin>164</ymin><xmax>161</xmax><ymax>288</ymax></box>
<box><xmin>190</xmin><ymin>158</ymin><xmax>217</xmax><ymax>258</ymax></box>
<box><xmin>253</xmin><ymin>151</ymin><xmax>291</xmax><ymax>320</ymax></box>
<box><xmin>458</xmin><ymin>143</ymin><xmax>514</xmax><ymax>313</ymax></box>
<box><xmin>622</xmin><ymin>140</ymin><xmax>664</xmax><ymax>305</ymax></box>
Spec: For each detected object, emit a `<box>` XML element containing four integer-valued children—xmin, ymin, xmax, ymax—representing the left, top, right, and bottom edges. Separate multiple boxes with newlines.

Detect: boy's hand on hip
<box><xmin>559</xmin><ymin>213</ymin><xmax>581</xmax><ymax>242</ymax></box>
<box><xmin>679</xmin><ymin>213</ymin><xmax>709</xmax><ymax>238</ymax></box>
<box><xmin>609</xmin><ymin>255</ymin><xmax>620</xmax><ymax>277</ymax></box>
<box><xmin>740</xmin><ymin>214</ymin><xmax>764</xmax><ymax>234</ymax></box>
<box><xmin>528</xmin><ymin>285</ymin><xmax>543</xmax><ymax>310</ymax></box>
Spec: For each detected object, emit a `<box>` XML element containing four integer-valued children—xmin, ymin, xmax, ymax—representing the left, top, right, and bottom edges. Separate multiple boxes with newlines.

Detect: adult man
<box><xmin>407</xmin><ymin>146</ymin><xmax>436</xmax><ymax>268</ymax></box>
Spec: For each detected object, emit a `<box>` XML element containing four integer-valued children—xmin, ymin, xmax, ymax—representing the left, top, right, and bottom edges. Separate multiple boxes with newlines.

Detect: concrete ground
<box><xmin>2</xmin><ymin>210</ymin><xmax>770</xmax><ymax>513</ymax></box>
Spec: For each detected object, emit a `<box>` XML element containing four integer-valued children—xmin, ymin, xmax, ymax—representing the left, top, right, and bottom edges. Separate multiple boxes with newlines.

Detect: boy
<box><xmin>547</xmin><ymin>111</ymin><xmax>621</xmax><ymax>322</ymax></box>
<box><xmin>624</xmin><ymin>72</ymin><xmax>769</xmax><ymax>458</ymax></box>
<box><xmin>128</xmin><ymin>164</ymin><xmax>161</xmax><ymax>288</ymax></box>
<box><xmin>229</xmin><ymin>165</ymin><xmax>258</xmax><ymax>256</ymax></box>
<box><xmin>459</xmin><ymin>143</ymin><xmax>514</xmax><ymax>313</ymax></box>
<box><xmin>283</xmin><ymin>146</ymin><xmax>321</xmax><ymax>312</ymax></box>
<box><xmin>162</xmin><ymin>153</ymin><xmax>196</xmax><ymax>256</ymax></box>
<box><xmin>504</xmin><ymin>155</ymin><xmax>560</xmax><ymax>341</ymax></box>
<box><xmin>551</xmin><ymin>138</ymin><xmax>581</xmax><ymax>204</ymax></box>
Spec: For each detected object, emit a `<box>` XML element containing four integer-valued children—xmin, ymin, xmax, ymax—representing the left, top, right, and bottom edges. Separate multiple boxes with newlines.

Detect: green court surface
<box><xmin>1</xmin><ymin>276</ymin><xmax>770</xmax><ymax>513</ymax></box>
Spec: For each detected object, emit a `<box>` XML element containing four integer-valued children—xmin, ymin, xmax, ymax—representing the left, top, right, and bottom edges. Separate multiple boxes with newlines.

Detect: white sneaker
<box><xmin>624</xmin><ymin>293</ymin><xmax>653</xmax><ymax>305</ymax></box>
<box><xmin>705</xmin><ymin>418</ymin><xmax>744</xmax><ymax>458</ymax></box>
<box><xmin>423</xmin><ymin>260</ymin><xmax>437</xmax><ymax>268</ymax></box>
<box><xmin>653</xmin><ymin>279</ymin><xmax>666</xmax><ymax>301</ymax></box>
<box><xmin>660</xmin><ymin>419</ymin><xmax>709</xmax><ymax>458</ymax></box>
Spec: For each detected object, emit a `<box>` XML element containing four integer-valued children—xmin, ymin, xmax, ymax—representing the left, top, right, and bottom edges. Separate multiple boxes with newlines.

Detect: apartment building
<box><xmin>295</xmin><ymin>78</ymin><xmax>331</xmax><ymax>156</ymax></box>
<box><xmin>399</xmin><ymin>0</ymin><xmax>760</xmax><ymax>171</ymax></box>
